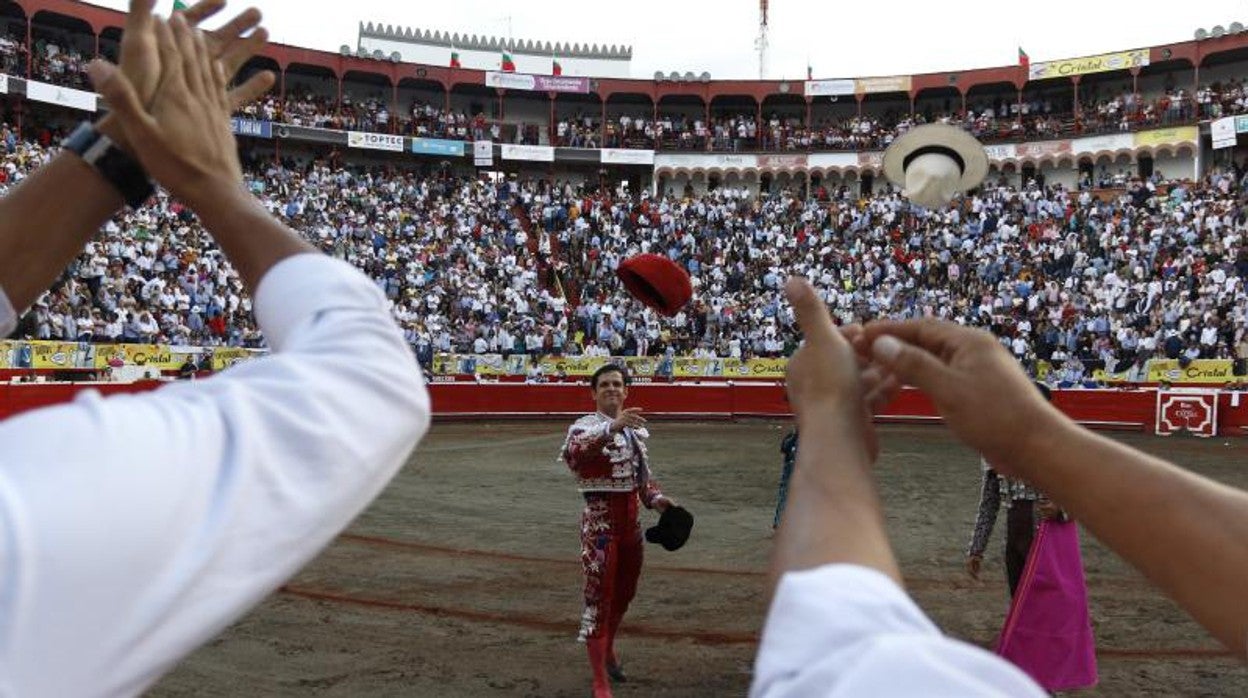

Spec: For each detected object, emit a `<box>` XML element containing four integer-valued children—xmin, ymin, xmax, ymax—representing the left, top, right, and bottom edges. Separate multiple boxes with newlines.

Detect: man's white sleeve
<box><xmin>750</xmin><ymin>564</ymin><xmax>1045</xmax><ymax>697</ymax></box>
<box><xmin>0</xmin><ymin>254</ymin><xmax>431</xmax><ymax>697</ymax></box>
<box><xmin>0</xmin><ymin>284</ymin><xmax>15</xmax><ymax>337</ymax></box>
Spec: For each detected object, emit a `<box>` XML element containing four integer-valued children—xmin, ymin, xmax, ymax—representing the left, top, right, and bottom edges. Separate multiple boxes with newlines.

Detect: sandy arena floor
<box><xmin>151</xmin><ymin>421</ymin><xmax>1248</xmax><ymax>697</ymax></box>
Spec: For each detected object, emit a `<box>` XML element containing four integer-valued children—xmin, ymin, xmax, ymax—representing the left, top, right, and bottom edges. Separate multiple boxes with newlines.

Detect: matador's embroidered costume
<box><xmin>561</xmin><ymin>412</ymin><xmax>669</xmax><ymax>697</ymax></box>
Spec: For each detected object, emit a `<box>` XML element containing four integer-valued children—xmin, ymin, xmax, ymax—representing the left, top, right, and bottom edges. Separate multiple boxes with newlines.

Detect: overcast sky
<box><xmin>85</xmin><ymin>0</ymin><xmax>1246</xmax><ymax>80</ymax></box>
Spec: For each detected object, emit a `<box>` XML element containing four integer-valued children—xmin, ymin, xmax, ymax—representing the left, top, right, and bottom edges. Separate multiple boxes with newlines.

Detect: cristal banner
<box><xmin>1028</xmin><ymin>49</ymin><xmax>1148</xmax><ymax>81</ymax></box>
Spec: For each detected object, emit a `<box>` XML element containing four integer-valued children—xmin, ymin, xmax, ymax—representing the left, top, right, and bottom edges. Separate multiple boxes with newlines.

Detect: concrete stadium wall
<box><xmin>1153</xmin><ymin>152</ymin><xmax>1198</xmax><ymax>181</ymax></box>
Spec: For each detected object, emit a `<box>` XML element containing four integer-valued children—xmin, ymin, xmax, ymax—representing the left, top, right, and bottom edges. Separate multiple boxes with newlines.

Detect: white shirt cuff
<box><xmin>752</xmin><ymin>564</ymin><xmax>1044</xmax><ymax>697</ymax></box>
<box><xmin>756</xmin><ymin>565</ymin><xmax>940</xmax><ymax>681</ymax></box>
<box><xmin>252</xmin><ymin>253</ymin><xmax>389</xmax><ymax>352</ymax></box>
<box><xmin>0</xmin><ymin>284</ymin><xmax>15</xmax><ymax>337</ymax></box>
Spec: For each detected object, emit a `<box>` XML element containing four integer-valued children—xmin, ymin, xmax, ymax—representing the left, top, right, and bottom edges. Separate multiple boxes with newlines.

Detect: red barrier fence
<box><xmin>423</xmin><ymin>382</ymin><xmax>1248</xmax><ymax>436</ymax></box>
<box><xmin>2</xmin><ymin>381</ymin><xmax>1246</xmax><ymax>436</ymax></box>
<box><xmin>0</xmin><ymin>381</ymin><xmax>164</xmax><ymax>421</ymax></box>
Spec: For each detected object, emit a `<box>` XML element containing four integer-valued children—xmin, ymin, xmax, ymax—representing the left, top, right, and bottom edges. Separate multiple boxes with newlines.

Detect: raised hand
<box><xmin>111</xmin><ymin>0</ymin><xmax>274</xmax><ymax>128</ymax></box>
<box><xmin>88</xmin><ymin>15</ymin><xmax>243</xmax><ymax>210</ymax></box>
<box><xmin>610</xmin><ymin>407</ymin><xmax>647</xmax><ymax>433</ymax></box>
<box><xmin>784</xmin><ymin>277</ymin><xmax>872</xmax><ymax>456</ymax></box>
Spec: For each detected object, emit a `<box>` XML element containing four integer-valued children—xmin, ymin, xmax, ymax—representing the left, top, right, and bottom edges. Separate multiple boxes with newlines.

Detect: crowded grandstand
<box><xmin>0</xmin><ymin>0</ymin><xmax>1246</xmax><ymax>389</ymax></box>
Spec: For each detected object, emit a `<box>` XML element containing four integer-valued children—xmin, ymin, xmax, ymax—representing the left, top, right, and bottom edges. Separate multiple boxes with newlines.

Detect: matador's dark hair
<box><xmin>590</xmin><ymin>362</ymin><xmax>631</xmax><ymax>389</ymax></box>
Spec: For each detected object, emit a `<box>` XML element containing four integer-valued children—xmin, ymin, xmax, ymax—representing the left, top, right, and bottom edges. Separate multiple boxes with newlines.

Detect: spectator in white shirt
<box><xmin>0</xmin><ymin>5</ymin><xmax>429</xmax><ymax>696</ymax></box>
<box><xmin>753</xmin><ymin>283</ymin><xmax>1248</xmax><ymax>696</ymax></box>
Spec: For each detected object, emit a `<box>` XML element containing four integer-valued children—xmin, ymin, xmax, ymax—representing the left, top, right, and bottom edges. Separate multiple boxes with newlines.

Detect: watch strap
<box><xmin>63</xmin><ymin>120</ymin><xmax>155</xmax><ymax>209</ymax></box>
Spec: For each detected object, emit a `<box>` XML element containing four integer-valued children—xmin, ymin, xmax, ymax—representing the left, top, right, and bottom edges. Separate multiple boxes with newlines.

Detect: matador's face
<box><xmin>592</xmin><ymin>370</ymin><xmax>628</xmax><ymax>416</ymax></box>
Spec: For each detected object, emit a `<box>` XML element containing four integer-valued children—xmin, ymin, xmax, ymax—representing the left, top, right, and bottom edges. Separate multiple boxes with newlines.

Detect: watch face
<box><xmin>65</xmin><ymin>121</ymin><xmax>101</xmax><ymax>156</ymax></box>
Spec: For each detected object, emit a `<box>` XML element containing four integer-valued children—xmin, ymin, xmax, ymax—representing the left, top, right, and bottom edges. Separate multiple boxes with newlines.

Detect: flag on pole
<box><xmin>450</xmin><ymin>51</ymin><xmax>461</xmax><ymax>69</ymax></box>
<box><xmin>1018</xmin><ymin>47</ymin><xmax>1030</xmax><ymax>72</ymax></box>
<box><xmin>501</xmin><ymin>51</ymin><xmax>516</xmax><ymax>72</ymax></box>
<box><xmin>552</xmin><ymin>56</ymin><xmax>563</xmax><ymax>76</ymax></box>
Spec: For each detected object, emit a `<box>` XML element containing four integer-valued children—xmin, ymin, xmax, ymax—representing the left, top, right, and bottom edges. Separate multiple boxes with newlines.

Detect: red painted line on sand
<box><xmin>1097</xmin><ymin>647</ymin><xmax>1234</xmax><ymax>659</ymax></box>
<box><xmin>336</xmin><ymin>533</ymin><xmax>1152</xmax><ymax>592</ymax></box>
<box><xmin>280</xmin><ymin>585</ymin><xmax>757</xmax><ymax>645</ymax></box>
<box><xmin>279</xmin><ymin>585</ymin><xmax>1235</xmax><ymax>659</ymax></box>
<box><xmin>339</xmin><ymin>532</ymin><xmax>765</xmax><ymax>578</ymax></box>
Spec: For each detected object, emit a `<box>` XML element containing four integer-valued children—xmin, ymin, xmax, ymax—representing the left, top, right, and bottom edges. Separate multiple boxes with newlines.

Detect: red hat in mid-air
<box><xmin>616</xmin><ymin>254</ymin><xmax>693</xmax><ymax>317</ymax></box>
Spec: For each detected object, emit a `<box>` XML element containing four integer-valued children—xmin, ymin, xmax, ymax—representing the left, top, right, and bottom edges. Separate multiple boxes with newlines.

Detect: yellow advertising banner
<box><xmin>210</xmin><ymin>347</ymin><xmax>255</xmax><ymax>371</ymax></box>
<box><xmin>855</xmin><ymin>75</ymin><xmax>912</xmax><ymax>94</ymax></box>
<box><xmin>432</xmin><ymin>353</ymin><xmax>458</xmax><ymax>376</ymax></box>
<box><xmin>94</xmin><ymin>343</ymin><xmax>186</xmax><ymax>370</ymax></box>
<box><xmin>29</xmin><ymin>341</ymin><xmax>85</xmax><ymax>369</ymax></box>
<box><xmin>1092</xmin><ymin>367</ymin><xmax>1133</xmax><ymax>384</ymax></box>
<box><xmin>723</xmin><ymin>357</ymin><xmax>788</xmax><ymax>379</ymax></box>
<box><xmin>430</xmin><ymin>354</ymin><xmax>797</xmax><ymax>379</ymax></box>
<box><xmin>471</xmin><ymin>354</ymin><xmax>511</xmax><ymax>377</ymax></box>
<box><xmin>1028</xmin><ymin>49</ymin><xmax>1148</xmax><ymax>80</ymax></box>
<box><xmin>673</xmin><ymin>357</ymin><xmax>723</xmax><ymax>378</ymax></box>
<box><xmin>539</xmin><ymin>355</ymin><xmax>610</xmax><ymax>377</ymax></box>
<box><xmin>622</xmin><ymin>356</ymin><xmax>661</xmax><ymax>378</ymax></box>
<box><xmin>1133</xmin><ymin>126</ymin><xmax>1199</xmax><ymax>149</ymax></box>
<box><xmin>0</xmin><ymin>340</ymin><xmax>13</xmax><ymax>369</ymax></box>
<box><xmin>1147</xmin><ymin>359</ymin><xmax>1235</xmax><ymax>385</ymax></box>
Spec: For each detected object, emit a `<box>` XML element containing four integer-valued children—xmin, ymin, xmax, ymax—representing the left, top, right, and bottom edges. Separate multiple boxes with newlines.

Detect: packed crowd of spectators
<box><xmin>237</xmin><ymin>89</ymin><xmax>543</xmax><ymax>144</ymax></box>
<box><xmin>233</xmin><ymin>86</ymin><xmax>1204</xmax><ymax>153</ymax></box>
<box><xmin>0</xmin><ymin>27</ymin><xmax>25</xmax><ymax>76</ymax></box>
<box><xmin>0</xmin><ymin>31</ymin><xmax>1235</xmax><ymax>158</ymax></box>
<box><xmin>550</xmin><ymin>86</ymin><xmax>1204</xmax><ymax>154</ymax></box>
<box><xmin>539</xmin><ymin>171</ymin><xmax>1247</xmax><ymax>385</ymax></box>
<box><xmin>29</xmin><ymin>35</ymin><xmax>90</xmax><ymax>90</ymax></box>
<box><xmin>2</xmin><ymin>118</ymin><xmax>1246</xmax><ymax>384</ymax></box>
<box><xmin>1198</xmin><ymin>78</ymin><xmax>1248</xmax><ymax>119</ymax></box>
<box><xmin>7</xmin><ymin>21</ymin><xmax>1248</xmax><ymax>158</ymax></box>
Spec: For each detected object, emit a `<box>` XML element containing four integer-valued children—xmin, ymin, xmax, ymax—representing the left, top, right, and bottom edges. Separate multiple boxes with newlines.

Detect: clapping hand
<box><xmin>103</xmin><ymin>0</ymin><xmax>274</xmax><ymax>151</ymax></box>
<box><xmin>88</xmin><ymin>14</ymin><xmax>243</xmax><ymax>210</ymax></box>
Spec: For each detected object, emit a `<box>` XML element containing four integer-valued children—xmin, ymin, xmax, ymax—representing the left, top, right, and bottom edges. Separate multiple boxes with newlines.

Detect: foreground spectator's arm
<box><xmin>0</xmin><ymin>254</ymin><xmax>430</xmax><ymax>696</ymax></box>
<box><xmin>864</xmin><ymin>319</ymin><xmax>1248</xmax><ymax>658</ymax></box>
<box><xmin>752</xmin><ymin>279</ymin><xmax>1042</xmax><ymax>697</ymax></box>
<box><xmin>0</xmin><ymin>14</ymin><xmax>428</xmax><ymax>696</ymax></box>
<box><xmin>767</xmin><ymin>280</ymin><xmax>899</xmax><ymax>589</ymax></box>
<box><xmin>0</xmin><ymin>0</ymin><xmax>270</xmax><ymax>318</ymax></box>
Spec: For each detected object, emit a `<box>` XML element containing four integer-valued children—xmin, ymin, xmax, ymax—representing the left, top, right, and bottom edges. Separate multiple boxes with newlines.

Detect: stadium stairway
<box><xmin>511</xmin><ymin>202</ymin><xmax>574</xmax><ymax>309</ymax></box>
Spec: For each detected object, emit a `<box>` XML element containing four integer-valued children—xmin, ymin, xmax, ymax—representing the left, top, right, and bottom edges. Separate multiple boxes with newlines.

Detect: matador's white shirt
<box><xmin>0</xmin><ymin>254</ymin><xmax>430</xmax><ymax>697</ymax></box>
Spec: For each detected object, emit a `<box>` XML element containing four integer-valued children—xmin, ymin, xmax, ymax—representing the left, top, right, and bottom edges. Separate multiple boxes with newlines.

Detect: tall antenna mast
<box><xmin>755</xmin><ymin>0</ymin><xmax>769</xmax><ymax>79</ymax></box>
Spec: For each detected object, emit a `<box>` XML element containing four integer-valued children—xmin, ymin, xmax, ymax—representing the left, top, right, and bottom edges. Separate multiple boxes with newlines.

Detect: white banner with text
<box><xmin>25</xmin><ymin>80</ymin><xmax>96</xmax><ymax>112</ymax></box>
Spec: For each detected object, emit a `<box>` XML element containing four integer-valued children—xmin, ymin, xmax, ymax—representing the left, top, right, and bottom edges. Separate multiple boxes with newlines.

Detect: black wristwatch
<box><xmin>62</xmin><ymin>120</ymin><xmax>154</xmax><ymax>209</ymax></box>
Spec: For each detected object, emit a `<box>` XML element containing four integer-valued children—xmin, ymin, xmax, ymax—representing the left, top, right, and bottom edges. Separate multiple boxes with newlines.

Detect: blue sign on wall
<box><xmin>230</xmin><ymin>118</ymin><xmax>273</xmax><ymax>139</ymax></box>
<box><xmin>410</xmin><ymin>137</ymin><xmax>465</xmax><ymax>157</ymax></box>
